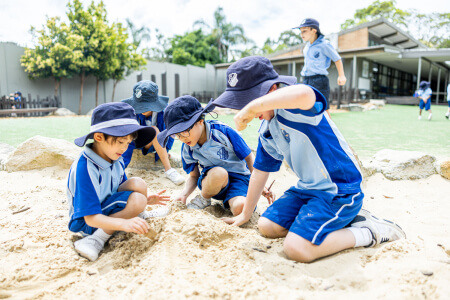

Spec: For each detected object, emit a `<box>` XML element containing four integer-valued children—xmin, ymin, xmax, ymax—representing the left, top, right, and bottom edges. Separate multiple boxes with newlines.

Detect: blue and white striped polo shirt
<box><xmin>253</xmin><ymin>86</ymin><xmax>363</xmax><ymax>195</ymax></box>
<box><xmin>181</xmin><ymin>120</ymin><xmax>252</xmax><ymax>176</ymax></box>
<box><xmin>67</xmin><ymin>144</ymin><xmax>127</xmax><ymax>222</ymax></box>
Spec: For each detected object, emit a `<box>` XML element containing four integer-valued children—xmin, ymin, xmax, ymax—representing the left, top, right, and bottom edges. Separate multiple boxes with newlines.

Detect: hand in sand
<box><xmin>121</xmin><ymin>217</ymin><xmax>149</xmax><ymax>234</ymax></box>
<box><xmin>222</xmin><ymin>213</ymin><xmax>251</xmax><ymax>227</ymax></box>
<box><xmin>174</xmin><ymin>194</ymin><xmax>187</xmax><ymax>204</ymax></box>
<box><xmin>234</xmin><ymin>107</ymin><xmax>255</xmax><ymax>131</ymax></box>
<box><xmin>147</xmin><ymin>189</ymin><xmax>170</xmax><ymax>205</ymax></box>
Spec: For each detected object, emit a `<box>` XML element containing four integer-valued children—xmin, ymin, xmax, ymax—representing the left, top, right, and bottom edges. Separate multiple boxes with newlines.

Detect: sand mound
<box><xmin>1</xmin><ymin>162</ymin><xmax>449</xmax><ymax>298</ymax></box>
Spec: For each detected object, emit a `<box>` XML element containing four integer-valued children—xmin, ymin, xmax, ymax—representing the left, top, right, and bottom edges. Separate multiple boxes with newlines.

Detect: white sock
<box><xmin>348</xmin><ymin>227</ymin><xmax>373</xmax><ymax>248</ymax></box>
<box><xmin>92</xmin><ymin>228</ymin><xmax>111</xmax><ymax>244</ymax></box>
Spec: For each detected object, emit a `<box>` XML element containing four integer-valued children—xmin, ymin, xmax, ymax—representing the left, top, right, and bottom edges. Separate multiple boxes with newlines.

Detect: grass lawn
<box><xmin>1</xmin><ymin>105</ymin><xmax>449</xmax><ymax>159</ymax></box>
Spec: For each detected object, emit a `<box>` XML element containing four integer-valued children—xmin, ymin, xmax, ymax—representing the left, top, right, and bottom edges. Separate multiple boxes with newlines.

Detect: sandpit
<box><xmin>0</xmin><ymin>145</ymin><xmax>449</xmax><ymax>299</ymax></box>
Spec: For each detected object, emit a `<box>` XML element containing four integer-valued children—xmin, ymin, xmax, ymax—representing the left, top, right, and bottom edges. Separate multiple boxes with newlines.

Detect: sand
<box><xmin>1</xmin><ymin>162</ymin><xmax>449</xmax><ymax>299</ymax></box>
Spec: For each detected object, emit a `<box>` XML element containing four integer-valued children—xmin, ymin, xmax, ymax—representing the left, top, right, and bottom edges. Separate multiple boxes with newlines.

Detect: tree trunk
<box><xmin>112</xmin><ymin>80</ymin><xmax>118</xmax><ymax>102</ymax></box>
<box><xmin>54</xmin><ymin>78</ymin><xmax>61</xmax><ymax>98</ymax></box>
<box><xmin>79</xmin><ymin>72</ymin><xmax>85</xmax><ymax>115</ymax></box>
<box><xmin>95</xmin><ymin>78</ymin><xmax>99</xmax><ymax>107</ymax></box>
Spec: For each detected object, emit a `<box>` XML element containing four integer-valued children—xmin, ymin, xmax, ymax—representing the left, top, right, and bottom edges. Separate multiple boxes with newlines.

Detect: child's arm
<box><xmin>174</xmin><ymin>165</ymin><xmax>200</xmax><ymax>204</ymax></box>
<box><xmin>234</xmin><ymin>84</ymin><xmax>316</xmax><ymax>131</ymax></box>
<box><xmin>334</xmin><ymin>59</ymin><xmax>347</xmax><ymax>86</ymax></box>
<box><xmin>222</xmin><ymin>168</ymin><xmax>270</xmax><ymax>226</ymax></box>
<box><xmin>244</xmin><ymin>152</ymin><xmax>254</xmax><ymax>173</ymax></box>
<box><xmin>84</xmin><ymin>214</ymin><xmax>149</xmax><ymax>234</ymax></box>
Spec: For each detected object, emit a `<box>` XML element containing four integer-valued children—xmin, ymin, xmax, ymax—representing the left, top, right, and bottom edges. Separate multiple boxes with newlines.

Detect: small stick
<box><xmin>12</xmin><ymin>206</ymin><xmax>30</xmax><ymax>215</ymax></box>
<box><xmin>267</xmin><ymin>180</ymin><xmax>275</xmax><ymax>191</ymax></box>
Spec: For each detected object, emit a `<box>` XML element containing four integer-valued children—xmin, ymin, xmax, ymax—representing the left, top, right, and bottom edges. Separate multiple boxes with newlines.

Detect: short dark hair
<box><xmin>103</xmin><ymin>132</ymin><xmax>138</xmax><ymax>143</ymax></box>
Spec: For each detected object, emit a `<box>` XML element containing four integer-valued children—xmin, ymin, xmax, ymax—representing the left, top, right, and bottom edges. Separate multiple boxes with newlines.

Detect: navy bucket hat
<box><xmin>212</xmin><ymin>56</ymin><xmax>297</xmax><ymax>110</ymax></box>
<box><xmin>419</xmin><ymin>81</ymin><xmax>430</xmax><ymax>90</ymax></box>
<box><xmin>122</xmin><ymin>80</ymin><xmax>169</xmax><ymax>113</ymax></box>
<box><xmin>74</xmin><ymin>102</ymin><xmax>156</xmax><ymax>148</ymax></box>
<box><xmin>293</xmin><ymin>18</ymin><xmax>322</xmax><ymax>36</ymax></box>
<box><xmin>157</xmin><ymin>96</ymin><xmax>215</xmax><ymax>148</ymax></box>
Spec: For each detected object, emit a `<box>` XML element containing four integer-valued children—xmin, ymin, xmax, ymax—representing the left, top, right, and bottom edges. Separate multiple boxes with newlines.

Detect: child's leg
<box><xmin>228</xmin><ymin>196</ymin><xmax>245</xmax><ymax>216</ymax></box>
<box><xmin>200</xmin><ymin>167</ymin><xmax>229</xmax><ymax>198</ymax></box>
<box><xmin>149</xmin><ymin>126</ymin><xmax>172</xmax><ymax>172</ymax></box>
<box><xmin>258</xmin><ymin>217</ymin><xmax>289</xmax><ymax>238</ymax></box>
<box><xmin>118</xmin><ymin>177</ymin><xmax>147</xmax><ymax>195</ymax></box>
<box><xmin>283</xmin><ymin>229</ymin><xmax>355</xmax><ymax>263</ymax></box>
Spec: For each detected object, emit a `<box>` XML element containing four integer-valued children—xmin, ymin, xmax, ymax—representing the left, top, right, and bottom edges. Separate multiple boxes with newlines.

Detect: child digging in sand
<box><xmin>157</xmin><ymin>95</ymin><xmax>273</xmax><ymax>214</ymax></box>
<box><xmin>212</xmin><ymin>56</ymin><xmax>405</xmax><ymax>263</ymax></box>
<box><xmin>67</xmin><ymin>102</ymin><xmax>170</xmax><ymax>261</ymax></box>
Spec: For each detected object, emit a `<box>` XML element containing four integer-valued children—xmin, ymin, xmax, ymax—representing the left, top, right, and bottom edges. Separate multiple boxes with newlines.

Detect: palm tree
<box><xmin>125</xmin><ymin>18</ymin><xmax>151</xmax><ymax>50</ymax></box>
<box><xmin>194</xmin><ymin>7</ymin><xmax>250</xmax><ymax>62</ymax></box>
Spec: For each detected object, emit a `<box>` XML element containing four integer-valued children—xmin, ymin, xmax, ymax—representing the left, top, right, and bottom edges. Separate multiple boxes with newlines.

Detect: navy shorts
<box><xmin>198</xmin><ymin>167</ymin><xmax>250</xmax><ymax>208</ymax></box>
<box><xmin>419</xmin><ymin>99</ymin><xmax>431</xmax><ymax>111</ymax></box>
<box><xmin>304</xmin><ymin>75</ymin><xmax>330</xmax><ymax>110</ymax></box>
<box><xmin>68</xmin><ymin>191</ymin><xmax>132</xmax><ymax>235</ymax></box>
<box><xmin>261</xmin><ymin>186</ymin><xmax>363</xmax><ymax>245</ymax></box>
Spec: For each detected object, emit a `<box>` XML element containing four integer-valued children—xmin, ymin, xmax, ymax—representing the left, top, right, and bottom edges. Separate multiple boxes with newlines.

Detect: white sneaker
<box><xmin>139</xmin><ymin>206</ymin><xmax>170</xmax><ymax>219</ymax></box>
<box><xmin>349</xmin><ymin>209</ymin><xmax>406</xmax><ymax>247</ymax></box>
<box><xmin>74</xmin><ymin>235</ymin><xmax>105</xmax><ymax>261</ymax></box>
<box><xmin>187</xmin><ymin>195</ymin><xmax>211</xmax><ymax>209</ymax></box>
<box><xmin>418</xmin><ymin>115</ymin><xmax>422</xmax><ymax>120</ymax></box>
<box><xmin>445</xmin><ymin>113</ymin><xmax>449</xmax><ymax>119</ymax></box>
<box><xmin>165</xmin><ymin>168</ymin><xmax>185</xmax><ymax>185</ymax></box>
<box><xmin>428</xmin><ymin>113</ymin><xmax>432</xmax><ymax>121</ymax></box>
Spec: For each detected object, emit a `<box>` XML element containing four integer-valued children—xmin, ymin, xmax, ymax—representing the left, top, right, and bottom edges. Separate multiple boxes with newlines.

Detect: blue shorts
<box><xmin>68</xmin><ymin>191</ymin><xmax>132</xmax><ymax>235</ymax></box>
<box><xmin>447</xmin><ymin>101</ymin><xmax>450</xmax><ymax>108</ymax></box>
<box><xmin>198</xmin><ymin>167</ymin><xmax>250</xmax><ymax>208</ymax></box>
<box><xmin>261</xmin><ymin>186</ymin><xmax>363</xmax><ymax>245</ymax></box>
<box><xmin>419</xmin><ymin>99</ymin><xmax>431</xmax><ymax>110</ymax></box>
<box><xmin>304</xmin><ymin>75</ymin><xmax>330</xmax><ymax>110</ymax></box>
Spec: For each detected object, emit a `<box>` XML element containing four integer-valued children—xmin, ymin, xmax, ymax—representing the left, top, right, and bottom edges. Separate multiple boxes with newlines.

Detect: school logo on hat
<box><xmin>135</xmin><ymin>89</ymin><xmax>142</xmax><ymax>99</ymax></box>
<box><xmin>228</xmin><ymin>73</ymin><xmax>238</xmax><ymax>87</ymax></box>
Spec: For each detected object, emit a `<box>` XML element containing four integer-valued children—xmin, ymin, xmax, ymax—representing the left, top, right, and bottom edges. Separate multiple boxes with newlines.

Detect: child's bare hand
<box><xmin>337</xmin><ymin>75</ymin><xmax>347</xmax><ymax>86</ymax></box>
<box><xmin>174</xmin><ymin>194</ymin><xmax>187</xmax><ymax>204</ymax></box>
<box><xmin>234</xmin><ymin>107</ymin><xmax>255</xmax><ymax>131</ymax></box>
<box><xmin>147</xmin><ymin>189</ymin><xmax>171</xmax><ymax>205</ymax></box>
<box><xmin>262</xmin><ymin>187</ymin><xmax>275</xmax><ymax>204</ymax></box>
<box><xmin>121</xmin><ymin>217</ymin><xmax>149</xmax><ymax>234</ymax></box>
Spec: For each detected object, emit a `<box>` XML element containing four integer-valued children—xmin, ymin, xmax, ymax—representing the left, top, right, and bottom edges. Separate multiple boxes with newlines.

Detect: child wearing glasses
<box><xmin>157</xmin><ymin>95</ymin><xmax>273</xmax><ymax>214</ymax></box>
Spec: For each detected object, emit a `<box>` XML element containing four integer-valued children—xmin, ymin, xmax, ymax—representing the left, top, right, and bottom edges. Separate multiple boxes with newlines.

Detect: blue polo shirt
<box><xmin>301</xmin><ymin>35</ymin><xmax>341</xmax><ymax>77</ymax></box>
<box><xmin>122</xmin><ymin>111</ymin><xmax>174</xmax><ymax>167</ymax></box>
<box><xmin>67</xmin><ymin>144</ymin><xmax>127</xmax><ymax>223</ymax></box>
<box><xmin>253</xmin><ymin>85</ymin><xmax>363</xmax><ymax>195</ymax></box>
<box><xmin>181</xmin><ymin>120</ymin><xmax>252</xmax><ymax>176</ymax></box>
<box><xmin>417</xmin><ymin>88</ymin><xmax>432</xmax><ymax>100</ymax></box>
<box><xmin>447</xmin><ymin>84</ymin><xmax>450</xmax><ymax>101</ymax></box>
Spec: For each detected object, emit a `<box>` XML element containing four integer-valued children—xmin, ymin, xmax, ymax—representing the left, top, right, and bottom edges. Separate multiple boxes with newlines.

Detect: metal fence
<box><xmin>0</xmin><ymin>94</ymin><xmax>61</xmax><ymax>117</ymax></box>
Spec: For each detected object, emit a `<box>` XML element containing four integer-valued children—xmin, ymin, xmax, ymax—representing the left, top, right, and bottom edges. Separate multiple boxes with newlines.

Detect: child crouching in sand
<box><xmin>157</xmin><ymin>95</ymin><xmax>273</xmax><ymax>214</ymax></box>
<box><xmin>67</xmin><ymin>102</ymin><xmax>170</xmax><ymax>261</ymax></box>
<box><xmin>213</xmin><ymin>56</ymin><xmax>405</xmax><ymax>263</ymax></box>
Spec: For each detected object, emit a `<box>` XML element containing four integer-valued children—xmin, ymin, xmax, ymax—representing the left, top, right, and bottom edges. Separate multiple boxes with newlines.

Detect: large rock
<box><xmin>49</xmin><ymin>108</ymin><xmax>76</xmax><ymax>116</ymax></box>
<box><xmin>0</xmin><ymin>143</ymin><xmax>15</xmax><ymax>171</ymax></box>
<box><xmin>364</xmin><ymin>149</ymin><xmax>436</xmax><ymax>180</ymax></box>
<box><xmin>436</xmin><ymin>160</ymin><xmax>450</xmax><ymax>180</ymax></box>
<box><xmin>369</xmin><ymin>99</ymin><xmax>386</xmax><ymax>107</ymax></box>
<box><xmin>127</xmin><ymin>149</ymin><xmax>182</xmax><ymax>170</ymax></box>
<box><xmin>5</xmin><ymin>136</ymin><xmax>80</xmax><ymax>172</ymax></box>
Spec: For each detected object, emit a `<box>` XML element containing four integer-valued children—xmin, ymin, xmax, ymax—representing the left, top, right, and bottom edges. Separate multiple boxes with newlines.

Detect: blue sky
<box><xmin>0</xmin><ymin>0</ymin><xmax>448</xmax><ymax>48</ymax></box>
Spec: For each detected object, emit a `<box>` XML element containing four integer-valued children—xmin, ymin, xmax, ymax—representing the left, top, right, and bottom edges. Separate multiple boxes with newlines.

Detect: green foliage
<box><xmin>194</xmin><ymin>7</ymin><xmax>251</xmax><ymax>62</ymax></box>
<box><xmin>341</xmin><ymin>1</ymin><xmax>449</xmax><ymax>48</ymax></box>
<box><xmin>126</xmin><ymin>18</ymin><xmax>151</xmax><ymax>50</ymax></box>
<box><xmin>166</xmin><ymin>29</ymin><xmax>221</xmax><ymax>67</ymax></box>
<box><xmin>340</xmin><ymin>0</ymin><xmax>410</xmax><ymax>30</ymax></box>
<box><xmin>20</xmin><ymin>17</ymin><xmax>82</xmax><ymax>96</ymax></box>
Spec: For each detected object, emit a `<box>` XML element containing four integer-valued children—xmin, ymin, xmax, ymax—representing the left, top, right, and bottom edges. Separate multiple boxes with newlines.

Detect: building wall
<box><xmin>338</xmin><ymin>28</ymin><xmax>369</xmax><ymax>51</ymax></box>
<box><xmin>0</xmin><ymin>42</ymin><xmax>226</xmax><ymax>114</ymax></box>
